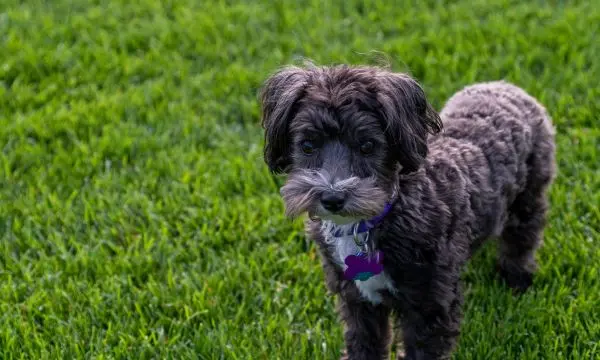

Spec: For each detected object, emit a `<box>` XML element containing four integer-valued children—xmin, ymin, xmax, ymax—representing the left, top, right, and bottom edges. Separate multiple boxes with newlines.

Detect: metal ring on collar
<box><xmin>353</xmin><ymin>223</ymin><xmax>370</xmax><ymax>253</ymax></box>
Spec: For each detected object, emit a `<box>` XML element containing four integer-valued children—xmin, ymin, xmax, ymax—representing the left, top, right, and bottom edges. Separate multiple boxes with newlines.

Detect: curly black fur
<box><xmin>260</xmin><ymin>64</ymin><xmax>556</xmax><ymax>360</ymax></box>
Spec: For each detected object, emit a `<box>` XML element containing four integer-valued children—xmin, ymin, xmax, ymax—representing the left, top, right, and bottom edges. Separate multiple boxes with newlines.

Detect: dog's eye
<box><xmin>301</xmin><ymin>140</ymin><xmax>316</xmax><ymax>155</ymax></box>
<box><xmin>360</xmin><ymin>141</ymin><xmax>374</xmax><ymax>155</ymax></box>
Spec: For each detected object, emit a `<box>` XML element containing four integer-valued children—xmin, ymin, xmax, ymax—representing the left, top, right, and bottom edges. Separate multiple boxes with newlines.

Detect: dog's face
<box><xmin>260</xmin><ymin>65</ymin><xmax>442</xmax><ymax>222</ymax></box>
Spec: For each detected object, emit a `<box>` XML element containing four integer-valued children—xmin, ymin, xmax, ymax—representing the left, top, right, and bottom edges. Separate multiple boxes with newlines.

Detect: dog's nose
<box><xmin>320</xmin><ymin>192</ymin><xmax>346</xmax><ymax>212</ymax></box>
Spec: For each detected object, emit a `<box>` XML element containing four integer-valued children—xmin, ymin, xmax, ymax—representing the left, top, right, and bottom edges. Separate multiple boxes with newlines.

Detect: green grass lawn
<box><xmin>0</xmin><ymin>0</ymin><xmax>599</xmax><ymax>358</ymax></box>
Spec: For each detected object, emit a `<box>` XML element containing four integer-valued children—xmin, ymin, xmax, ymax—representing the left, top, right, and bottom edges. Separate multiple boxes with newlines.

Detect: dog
<box><xmin>259</xmin><ymin>63</ymin><xmax>556</xmax><ymax>360</ymax></box>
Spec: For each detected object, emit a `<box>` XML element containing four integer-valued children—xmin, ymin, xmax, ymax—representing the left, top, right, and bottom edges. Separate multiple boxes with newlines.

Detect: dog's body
<box><xmin>260</xmin><ymin>64</ymin><xmax>556</xmax><ymax>359</ymax></box>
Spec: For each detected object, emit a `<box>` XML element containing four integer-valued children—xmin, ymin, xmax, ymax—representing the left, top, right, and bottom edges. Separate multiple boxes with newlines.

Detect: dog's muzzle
<box><xmin>280</xmin><ymin>169</ymin><xmax>391</xmax><ymax>219</ymax></box>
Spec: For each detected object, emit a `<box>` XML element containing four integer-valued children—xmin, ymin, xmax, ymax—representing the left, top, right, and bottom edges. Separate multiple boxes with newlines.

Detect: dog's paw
<box><xmin>497</xmin><ymin>265</ymin><xmax>533</xmax><ymax>293</ymax></box>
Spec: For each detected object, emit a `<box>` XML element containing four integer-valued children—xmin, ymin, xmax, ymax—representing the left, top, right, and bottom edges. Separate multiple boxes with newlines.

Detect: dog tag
<box><xmin>343</xmin><ymin>250</ymin><xmax>384</xmax><ymax>281</ymax></box>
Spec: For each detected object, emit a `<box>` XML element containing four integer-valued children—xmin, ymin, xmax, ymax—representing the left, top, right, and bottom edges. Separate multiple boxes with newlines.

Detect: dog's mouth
<box><xmin>307</xmin><ymin>203</ymin><xmax>384</xmax><ymax>223</ymax></box>
<box><xmin>310</xmin><ymin>212</ymin><xmax>365</xmax><ymax>226</ymax></box>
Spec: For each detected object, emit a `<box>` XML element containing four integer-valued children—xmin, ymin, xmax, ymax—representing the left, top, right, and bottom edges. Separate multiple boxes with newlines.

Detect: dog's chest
<box><xmin>321</xmin><ymin>222</ymin><xmax>395</xmax><ymax>305</ymax></box>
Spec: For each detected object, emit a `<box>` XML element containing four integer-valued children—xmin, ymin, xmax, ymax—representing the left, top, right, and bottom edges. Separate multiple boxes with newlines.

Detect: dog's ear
<box><xmin>260</xmin><ymin>66</ymin><xmax>309</xmax><ymax>174</ymax></box>
<box><xmin>375</xmin><ymin>73</ymin><xmax>442</xmax><ymax>174</ymax></box>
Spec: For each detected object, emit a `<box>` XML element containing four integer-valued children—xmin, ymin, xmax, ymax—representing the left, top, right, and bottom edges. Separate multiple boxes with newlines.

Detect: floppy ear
<box><xmin>375</xmin><ymin>73</ymin><xmax>442</xmax><ymax>174</ymax></box>
<box><xmin>260</xmin><ymin>66</ymin><xmax>309</xmax><ymax>174</ymax></box>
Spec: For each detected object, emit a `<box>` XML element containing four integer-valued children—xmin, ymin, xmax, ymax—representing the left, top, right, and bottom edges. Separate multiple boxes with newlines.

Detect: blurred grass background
<box><xmin>0</xmin><ymin>0</ymin><xmax>598</xmax><ymax>359</ymax></box>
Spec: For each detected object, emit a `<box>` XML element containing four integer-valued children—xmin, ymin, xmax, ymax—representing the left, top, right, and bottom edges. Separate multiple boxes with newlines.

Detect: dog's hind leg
<box><xmin>497</xmin><ymin>130</ymin><xmax>555</xmax><ymax>292</ymax></box>
<box><xmin>497</xmin><ymin>190</ymin><xmax>546</xmax><ymax>292</ymax></box>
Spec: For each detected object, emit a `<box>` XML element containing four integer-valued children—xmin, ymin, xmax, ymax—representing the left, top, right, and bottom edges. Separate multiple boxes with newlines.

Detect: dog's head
<box><xmin>260</xmin><ymin>64</ymin><xmax>442</xmax><ymax>222</ymax></box>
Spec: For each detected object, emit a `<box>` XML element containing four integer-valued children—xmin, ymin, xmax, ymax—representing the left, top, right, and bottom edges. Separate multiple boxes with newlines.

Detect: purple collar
<box><xmin>331</xmin><ymin>202</ymin><xmax>394</xmax><ymax>238</ymax></box>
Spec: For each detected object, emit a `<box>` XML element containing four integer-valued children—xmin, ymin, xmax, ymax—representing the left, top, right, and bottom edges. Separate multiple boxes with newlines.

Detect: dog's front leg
<box><xmin>398</xmin><ymin>280</ymin><xmax>463</xmax><ymax>360</ymax></box>
<box><xmin>337</xmin><ymin>285</ymin><xmax>392</xmax><ymax>360</ymax></box>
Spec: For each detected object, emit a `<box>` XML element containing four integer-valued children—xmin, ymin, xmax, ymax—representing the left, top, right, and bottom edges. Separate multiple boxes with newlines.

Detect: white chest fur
<box><xmin>321</xmin><ymin>221</ymin><xmax>395</xmax><ymax>305</ymax></box>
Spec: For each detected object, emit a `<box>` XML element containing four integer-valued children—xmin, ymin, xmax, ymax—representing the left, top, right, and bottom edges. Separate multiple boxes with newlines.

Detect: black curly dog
<box><xmin>259</xmin><ymin>63</ymin><xmax>556</xmax><ymax>359</ymax></box>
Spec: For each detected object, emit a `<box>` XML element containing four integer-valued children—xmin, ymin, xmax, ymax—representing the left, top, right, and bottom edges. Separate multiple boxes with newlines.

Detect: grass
<box><xmin>0</xmin><ymin>0</ymin><xmax>599</xmax><ymax>358</ymax></box>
